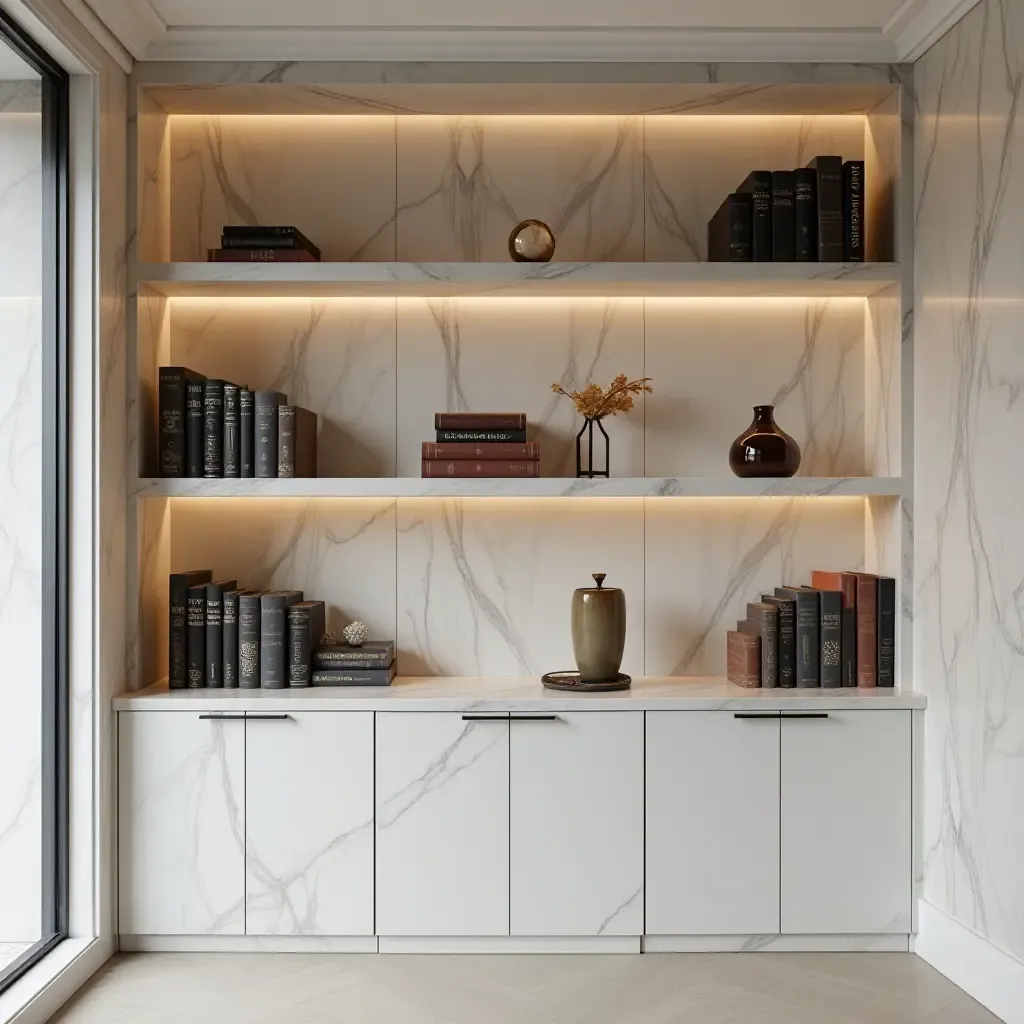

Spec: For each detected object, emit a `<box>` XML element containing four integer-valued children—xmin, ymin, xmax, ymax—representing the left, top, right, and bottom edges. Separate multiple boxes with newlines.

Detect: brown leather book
<box><xmin>853</xmin><ymin>573</ymin><xmax>878</xmax><ymax>688</ymax></box>
<box><xmin>811</xmin><ymin>570</ymin><xmax>858</xmax><ymax>687</ymax></box>
<box><xmin>277</xmin><ymin>406</ymin><xmax>317</xmax><ymax>478</ymax></box>
<box><xmin>421</xmin><ymin>459</ymin><xmax>540</xmax><ymax>478</ymax></box>
<box><xmin>726</xmin><ymin>630</ymin><xmax>761</xmax><ymax>688</ymax></box>
<box><xmin>206</xmin><ymin>248</ymin><xmax>319</xmax><ymax>262</ymax></box>
<box><xmin>434</xmin><ymin>412</ymin><xmax>527</xmax><ymax>430</ymax></box>
<box><xmin>422</xmin><ymin>441</ymin><xmax>539</xmax><ymax>461</ymax></box>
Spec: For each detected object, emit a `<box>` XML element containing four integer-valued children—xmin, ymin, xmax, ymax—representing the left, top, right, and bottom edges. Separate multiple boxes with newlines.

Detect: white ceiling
<box><xmin>74</xmin><ymin>0</ymin><xmax>984</xmax><ymax>66</ymax></box>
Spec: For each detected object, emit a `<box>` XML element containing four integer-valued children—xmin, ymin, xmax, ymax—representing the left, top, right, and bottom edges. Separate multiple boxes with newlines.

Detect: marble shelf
<box><xmin>114</xmin><ymin>676</ymin><xmax>926</xmax><ymax>712</ymax></box>
<box><xmin>135</xmin><ymin>476</ymin><xmax>905</xmax><ymax>499</ymax></box>
<box><xmin>136</xmin><ymin>261</ymin><xmax>901</xmax><ymax>299</ymax></box>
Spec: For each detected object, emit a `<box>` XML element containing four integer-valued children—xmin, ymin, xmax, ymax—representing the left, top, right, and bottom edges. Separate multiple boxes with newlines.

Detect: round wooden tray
<box><xmin>541</xmin><ymin>671</ymin><xmax>632</xmax><ymax>692</ymax></box>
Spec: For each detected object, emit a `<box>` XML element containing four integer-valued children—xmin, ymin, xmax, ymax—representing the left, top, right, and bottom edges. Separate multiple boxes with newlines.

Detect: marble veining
<box><xmin>915</xmin><ymin>0</ymin><xmax>1024</xmax><ymax>966</ymax></box>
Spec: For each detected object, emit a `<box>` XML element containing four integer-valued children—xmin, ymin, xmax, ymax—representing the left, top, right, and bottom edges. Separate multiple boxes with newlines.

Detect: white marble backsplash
<box><xmin>915</xmin><ymin>0</ymin><xmax>1024</xmax><ymax>966</ymax></box>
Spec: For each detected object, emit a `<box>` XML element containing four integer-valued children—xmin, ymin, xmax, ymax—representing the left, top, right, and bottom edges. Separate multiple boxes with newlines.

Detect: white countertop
<box><xmin>114</xmin><ymin>676</ymin><xmax>926</xmax><ymax>712</ymax></box>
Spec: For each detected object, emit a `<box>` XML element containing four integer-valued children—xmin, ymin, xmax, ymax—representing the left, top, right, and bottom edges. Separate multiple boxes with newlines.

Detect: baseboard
<box><xmin>118</xmin><ymin>935</ymin><xmax>379</xmax><ymax>953</ymax></box>
<box><xmin>915</xmin><ymin>901</ymin><xmax>1024</xmax><ymax>1024</ymax></box>
<box><xmin>644</xmin><ymin>934</ymin><xmax>910</xmax><ymax>953</ymax></box>
<box><xmin>378</xmin><ymin>936</ymin><xmax>641</xmax><ymax>954</ymax></box>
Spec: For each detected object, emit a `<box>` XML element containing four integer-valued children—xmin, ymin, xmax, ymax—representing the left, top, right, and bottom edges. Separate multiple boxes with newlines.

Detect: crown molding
<box><xmin>59</xmin><ymin>0</ymin><xmax>132</xmax><ymax>71</ymax></box>
<box><xmin>884</xmin><ymin>0</ymin><xmax>984</xmax><ymax>60</ymax></box>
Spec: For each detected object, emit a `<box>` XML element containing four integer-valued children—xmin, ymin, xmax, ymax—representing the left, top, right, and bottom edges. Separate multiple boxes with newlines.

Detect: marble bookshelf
<box><xmin>126</xmin><ymin>63</ymin><xmax>912</xmax><ymax>696</ymax></box>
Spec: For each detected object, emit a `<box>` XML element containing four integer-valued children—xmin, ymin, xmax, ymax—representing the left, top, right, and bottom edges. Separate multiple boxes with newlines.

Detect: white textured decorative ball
<box><xmin>343</xmin><ymin>621</ymin><xmax>369</xmax><ymax>647</ymax></box>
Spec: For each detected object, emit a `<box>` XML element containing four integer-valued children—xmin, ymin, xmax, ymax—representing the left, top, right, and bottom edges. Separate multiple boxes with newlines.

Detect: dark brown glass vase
<box><xmin>729</xmin><ymin>405</ymin><xmax>801</xmax><ymax>478</ymax></box>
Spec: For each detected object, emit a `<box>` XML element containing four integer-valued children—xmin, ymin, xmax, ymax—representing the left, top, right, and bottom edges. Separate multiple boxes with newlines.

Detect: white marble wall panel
<box><xmin>169</xmin><ymin>115</ymin><xmax>397</xmax><ymax>261</ymax></box>
<box><xmin>134</xmin><ymin>498</ymin><xmax>171</xmax><ymax>698</ymax></box>
<box><xmin>644</xmin><ymin>115</ymin><xmax>866</xmax><ymax>261</ymax></box>
<box><xmin>396</xmin><ymin>298</ymin><xmax>644</xmax><ymax>478</ymax></box>
<box><xmin>136</xmin><ymin>91</ymin><xmax>171</xmax><ymax>263</ymax></box>
<box><xmin>396</xmin><ymin>116</ymin><xmax>643</xmax><ymax>261</ymax></box>
<box><xmin>915</xmin><ymin>0</ymin><xmax>1024</xmax><ymax>965</ymax></box>
<box><xmin>169</xmin><ymin>498</ymin><xmax>397</xmax><ymax>650</ymax></box>
<box><xmin>0</xmin><ymin>113</ymin><xmax>41</xmax><ymax>297</ymax></box>
<box><xmin>865</xmin><ymin>285</ymin><xmax>902</xmax><ymax>477</ymax></box>
<box><xmin>396</xmin><ymin>498</ymin><xmax>644</xmax><ymax>676</ymax></box>
<box><xmin>644</xmin><ymin>497</ymin><xmax>866</xmax><ymax>675</ymax></box>
<box><xmin>644</xmin><ymin>298</ymin><xmax>865</xmax><ymax>477</ymax></box>
<box><xmin>170</xmin><ymin>298</ymin><xmax>397</xmax><ymax>477</ymax></box>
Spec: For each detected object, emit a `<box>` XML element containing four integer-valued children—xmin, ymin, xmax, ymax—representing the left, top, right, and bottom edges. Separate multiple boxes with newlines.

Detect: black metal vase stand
<box><xmin>575</xmin><ymin>416</ymin><xmax>610</xmax><ymax>478</ymax></box>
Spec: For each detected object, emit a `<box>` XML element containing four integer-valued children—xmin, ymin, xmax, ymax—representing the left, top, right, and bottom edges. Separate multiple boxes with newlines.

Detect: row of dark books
<box><xmin>726</xmin><ymin>571</ymin><xmax>895</xmax><ymax>688</ymax></box>
<box><xmin>709</xmin><ymin>157</ymin><xmax>864</xmax><ymax>263</ymax></box>
<box><xmin>159</xmin><ymin>367</ymin><xmax>317</xmax><ymax>478</ymax></box>
<box><xmin>207</xmin><ymin>225</ymin><xmax>322</xmax><ymax>263</ymax></box>
<box><xmin>422</xmin><ymin>412</ymin><xmax>541</xmax><ymax>478</ymax></box>
<box><xmin>168</xmin><ymin>570</ymin><xmax>396</xmax><ymax>689</ymax></box>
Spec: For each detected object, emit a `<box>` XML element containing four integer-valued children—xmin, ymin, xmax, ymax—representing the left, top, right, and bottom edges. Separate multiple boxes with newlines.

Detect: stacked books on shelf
<box><xmin>168</xmin><ymin>571</ymin><xmax>396</xmax><ymax>689</ymax></box>
<box><xmin>206</xmin><ymin>225</ymin><xmax>321</xmax><ymax>263</ymax></box>
<box><xmin>726</xmin><ymin>571</ymin><xmax>895</xmax><ymax>689</ymax></box>
<box><xmin>708</xmin><ymin>157</ymin><xmax>864</xmax><ymax>263</ymax></box>
<box><xmin>158</xmin><ymin>368</ymin><xmax>317</xmax><ymax>478</ymax></box>
<box><xmin>422</xmin><ymin>413</ymin><xmax>540</xmax><ymax>478</ymax></box>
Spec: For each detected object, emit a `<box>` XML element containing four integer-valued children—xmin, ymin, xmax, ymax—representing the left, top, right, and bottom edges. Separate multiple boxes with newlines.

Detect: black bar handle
<box><xmin>510</xmin><ymin>715</ymin><xmax>560</xmax><ymax>721</ymax></box>
<box><xmin>462</xmin><ymin>715</ymin><xmax>508</xmax><ymax>721</ymax></box>
<box><xmin>781</xmin><ymin>712</ymin><xmax>830</xmax><ymax>719</ymax></box>
<box><xmin>198</xmin><ymin>713</ymin><xmax>246</xmax><ymax>721</ymax></box>
<box><xmin>733</xmin><ymin>712</ymin><xmax>781</xmax><ymax>719</ymax></box>
<box><xmin>246</xmin><ymin>714</ymin><xmax>292</xmax><ymax>721</ymax></box>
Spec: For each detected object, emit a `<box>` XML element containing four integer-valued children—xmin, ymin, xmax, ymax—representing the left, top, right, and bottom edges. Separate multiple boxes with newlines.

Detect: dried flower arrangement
<box><xmin>551</xmin><ymin>374</ymin><xmax>654</xmax><ymax>420</ymax></box>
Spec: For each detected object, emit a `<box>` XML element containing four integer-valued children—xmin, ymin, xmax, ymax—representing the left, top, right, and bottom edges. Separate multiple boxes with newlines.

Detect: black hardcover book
<box><xmin>771</xmin><ymin>171</ymin><xmax>796</xmax><ymax>262</ymax></box>
<box><xmin>169</xmin><ymin>569</ymin><xmax>212</xmax><ymax>688</ymax></box>
<box><xmin>222</xmin><ymin>589</ymin><xmax>244</xmax><ymax>689</ymax></box>
<box><xmin>435</xmin><ymin>428</ymin><xmax>529</xmax><ymax>444</ymax></box>
<box><xmin>761</xmin><ymin>593</ymin><xmax>796</xmax><ymax>688</ymax></box>
<box><xmin>260</xmin><ymin>591</ymin><xmax>303</xmax><ymax>689</ymax></box>
<box><xmin>314</xmin><ymin>641</ymin><xmax>396</xmax><ymax>667</ymax></box>
<box><xmin>238</xmin><ymin>592</ymin><xmax>262</xmax><ymax>689</ymax></box>
<box><xmin>186</xmin><ymin>584</ymin><xmax>207</xmax><ymax>689</ymax></box>
<box><xmin>221</xmin><ymin>225</ymin><xmax>321</xmax><ymax>261</ymax></box>
<box><xmin>185</xmin><ymin>377</ymin><xmax>206</xmax><ymax>477</ymax></box>
<box><xmin>254</xmin><ymin>391</ymin><xmax>285</xmax><ymax>479</ymax></box>
<box><xmin>223</xmin><ymin>383</ymin><xmax>241</xmax><ymax>478</ymax></box>
<box><xmin>776</xmin><ymin>587</ymin><xmax>820</xmax><ymax>687</ymax></box>
<box><xmin>745</xmin><ymin>601</ymin><xmax>779</xmax><ymax>687</ymax></box>
<box><xmin>205</xmin><ymin>579</ymin><xmax>237</xmax><ymax>688</ymax></box>
<box><xmin>793</xmin><ymin>168</ymin><xmax>818</xmax><ymax>262</ymax></box>
<box><xmin>807</xmin><ymin>156</ymin><xmax>843</xmax><ymax>262</ymax></box>
<box><xmin>239</xmin><ymin>387</ymin><xmax>255</xmax><ymax>477</ymax></box>
<box><xmin>159</xmin><ymin>367</ymin><xmax>203</xmax><ymax>477</ymax></box>
<box><xmin>313</xmin><ymin>664</ymin><xmax>397</xmax><ymax>686</ymax></box>
<box><xmin>737</xmin><ymin>171</ymin><xmax>773</xmax><ymax>262</ymax></box>
<box><xmin>288</xmin><ymin>600</ymin><xmax>326</xmax><ymax>688</ymax></box>
<box><xmin>814</xmin><ymin>589</ymin><xmax>843</xmax><ymax>688</ymax></box>
<box><xmin>203</xmin><ymin>379</ymin><xmax>225</xmax><ymax>478</ymax></box>
<box><xmin>877</xmin><ymin>576</ymin><xmax>896</xmax><ymax>687</ymax></box>
<box><xmin>843</xmin><ymin>160</ymin><xmax>865</xmax><ymax>262</ymax></box>
<box><xmin>707</xmin><ymin>193</ymin><xmax>753</xmax><ymax>262</ymax></box>
<box><xmin>278</xmin><ymin>405</ymin><xmax>295</xmax><ymax>477</ymax></box>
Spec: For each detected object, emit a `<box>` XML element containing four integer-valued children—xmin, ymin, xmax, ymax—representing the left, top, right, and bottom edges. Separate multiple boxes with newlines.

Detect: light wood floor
<box><xmin>51</xmin><ymin>951</ymin><xmax>999</xmax><ymax>1023</ymax></box>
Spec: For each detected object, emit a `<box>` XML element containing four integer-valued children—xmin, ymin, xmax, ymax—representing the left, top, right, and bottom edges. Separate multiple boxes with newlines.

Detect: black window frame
<box><xmin>0</xmin><ymin>6</ymin><xmax>69</xmax><ymax>996</ymax></box>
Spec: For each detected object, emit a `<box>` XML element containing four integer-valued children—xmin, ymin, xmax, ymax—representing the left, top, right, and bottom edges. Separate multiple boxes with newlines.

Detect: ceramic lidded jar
<box><xmin>571</xmin><ymin>573</ymin><xmax>626</xmax><ymax>682</ymax></box>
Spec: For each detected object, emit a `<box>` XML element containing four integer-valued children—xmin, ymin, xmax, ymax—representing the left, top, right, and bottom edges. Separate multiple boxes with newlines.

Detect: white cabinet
<box><xmin>118</xmin><ymin>711</ymin><xmax>246</xmax><ymax>935</ymax></box>
<box><xmin>781</xmin><ymin>710</ymin><xmax>911</xmax><ymax>934</ymax></box>
<box><xmin>375</xmin><ymin>713</ymin><xmax>510</xmax><ymax>936</ymax></box>
<box><xmin>645</xmin><ymin>711</ymin><xmax>780</xmax><ymax>936</ymax></box>
<box><xmin>245</xmin><ymin>712</ymin><xmax>374</xmax><ymax>936</ymax></box>
<box><xmin>510</xmin><ymin>712</ymin><xmax>643</xmax><ymax>936</ymax></box>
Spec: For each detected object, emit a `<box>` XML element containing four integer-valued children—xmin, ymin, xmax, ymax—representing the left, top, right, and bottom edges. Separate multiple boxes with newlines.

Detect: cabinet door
<box><xmin>782</xmin><ymin>710</ymin><xmax>911</xmax><ymax>934</ymax></box>
<box><xmin>245</xmin><ymin>712</ymin><xmax>374</xmax><ymax>936</ymax></box>
<box><xmin>645</xmin><ymin>711</ymin><xmax>780</xmax><ymax>935</ymax></box>
<box><xmin>118</xmin><ymin>712</ymin><xmax>245</xmax><ymax>935</ymax></box>
<box><xmin>510</xmin><ymin>712</ymin><xmax>644</xmax><ymax>936</ymax></box>
<box><xmin>375</xmin><ymin>713</ymin><xmax>509</xmax><ymax>936</ymax></box>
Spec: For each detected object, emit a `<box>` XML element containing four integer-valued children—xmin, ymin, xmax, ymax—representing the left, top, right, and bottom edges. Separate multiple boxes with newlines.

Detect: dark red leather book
<box><xmin>421</xmin><ymin>459</ymin><xmax>540</xmax><ymax>478</ymax></box>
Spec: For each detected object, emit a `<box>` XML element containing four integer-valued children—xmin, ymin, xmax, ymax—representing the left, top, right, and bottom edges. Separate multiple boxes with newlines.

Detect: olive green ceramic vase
<box><xmin>571</xmin><ymin>573</ymin><xmax>626</xmax><ymax>682</ymax></box>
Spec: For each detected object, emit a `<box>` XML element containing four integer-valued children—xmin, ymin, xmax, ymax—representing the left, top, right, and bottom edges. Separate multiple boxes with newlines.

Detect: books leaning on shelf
<box><xmin>707</xmin><ymin>157</ymin><xmax>865</xmax><ymax>263</ymax></box>
<box><xmin>725</xmin><ymin>571</ymin><xmax>896</xmax><ymax>689</ymax></box>
<box><xmin>159</xmin><ymin>370</ymin><xmax>317</xmax><ymax>478</ymax></box>
<box><xmin>424</xmin><ymin>413</ymin><xmax>538</xmax><ymax>477</ymax></box>
<box><xmin>208</xmin><ymin>225</ymin><xmax>322</xmax><ymax>262</ymax></box>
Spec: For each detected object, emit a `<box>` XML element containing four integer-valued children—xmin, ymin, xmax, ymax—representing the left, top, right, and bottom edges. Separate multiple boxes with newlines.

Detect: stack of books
<box><xmin>312</xmin><ymin>641</ymin><xmax>396</xmax><ymax>686</ymax></box>
<box><xmin>422</xmin><ymin>413</ymin><xmax>540</xmax><ymax>478</ymax></box>
<box><xmin>206</xmin><ymin>225</ymin><xmax>321</xmax><ymax>263</ymax></box>
<box><xmin>168</xmin><ymin>572</ymin><xmax>332</xmax><ymax>689</ymax></box>
<box><xmin>708</xmin><ymin>157</ymin><xmax>864</xmax><ymax>263</ymax></box>
<box><xmin>726</xmin><ymin>571</ymin><xmax>896</xmax><ymax>689</ymax></box>
<box><xmin>158</xmin><ymin>368</ymin><xmax>317</xmax><ymax>478</ymax></box>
